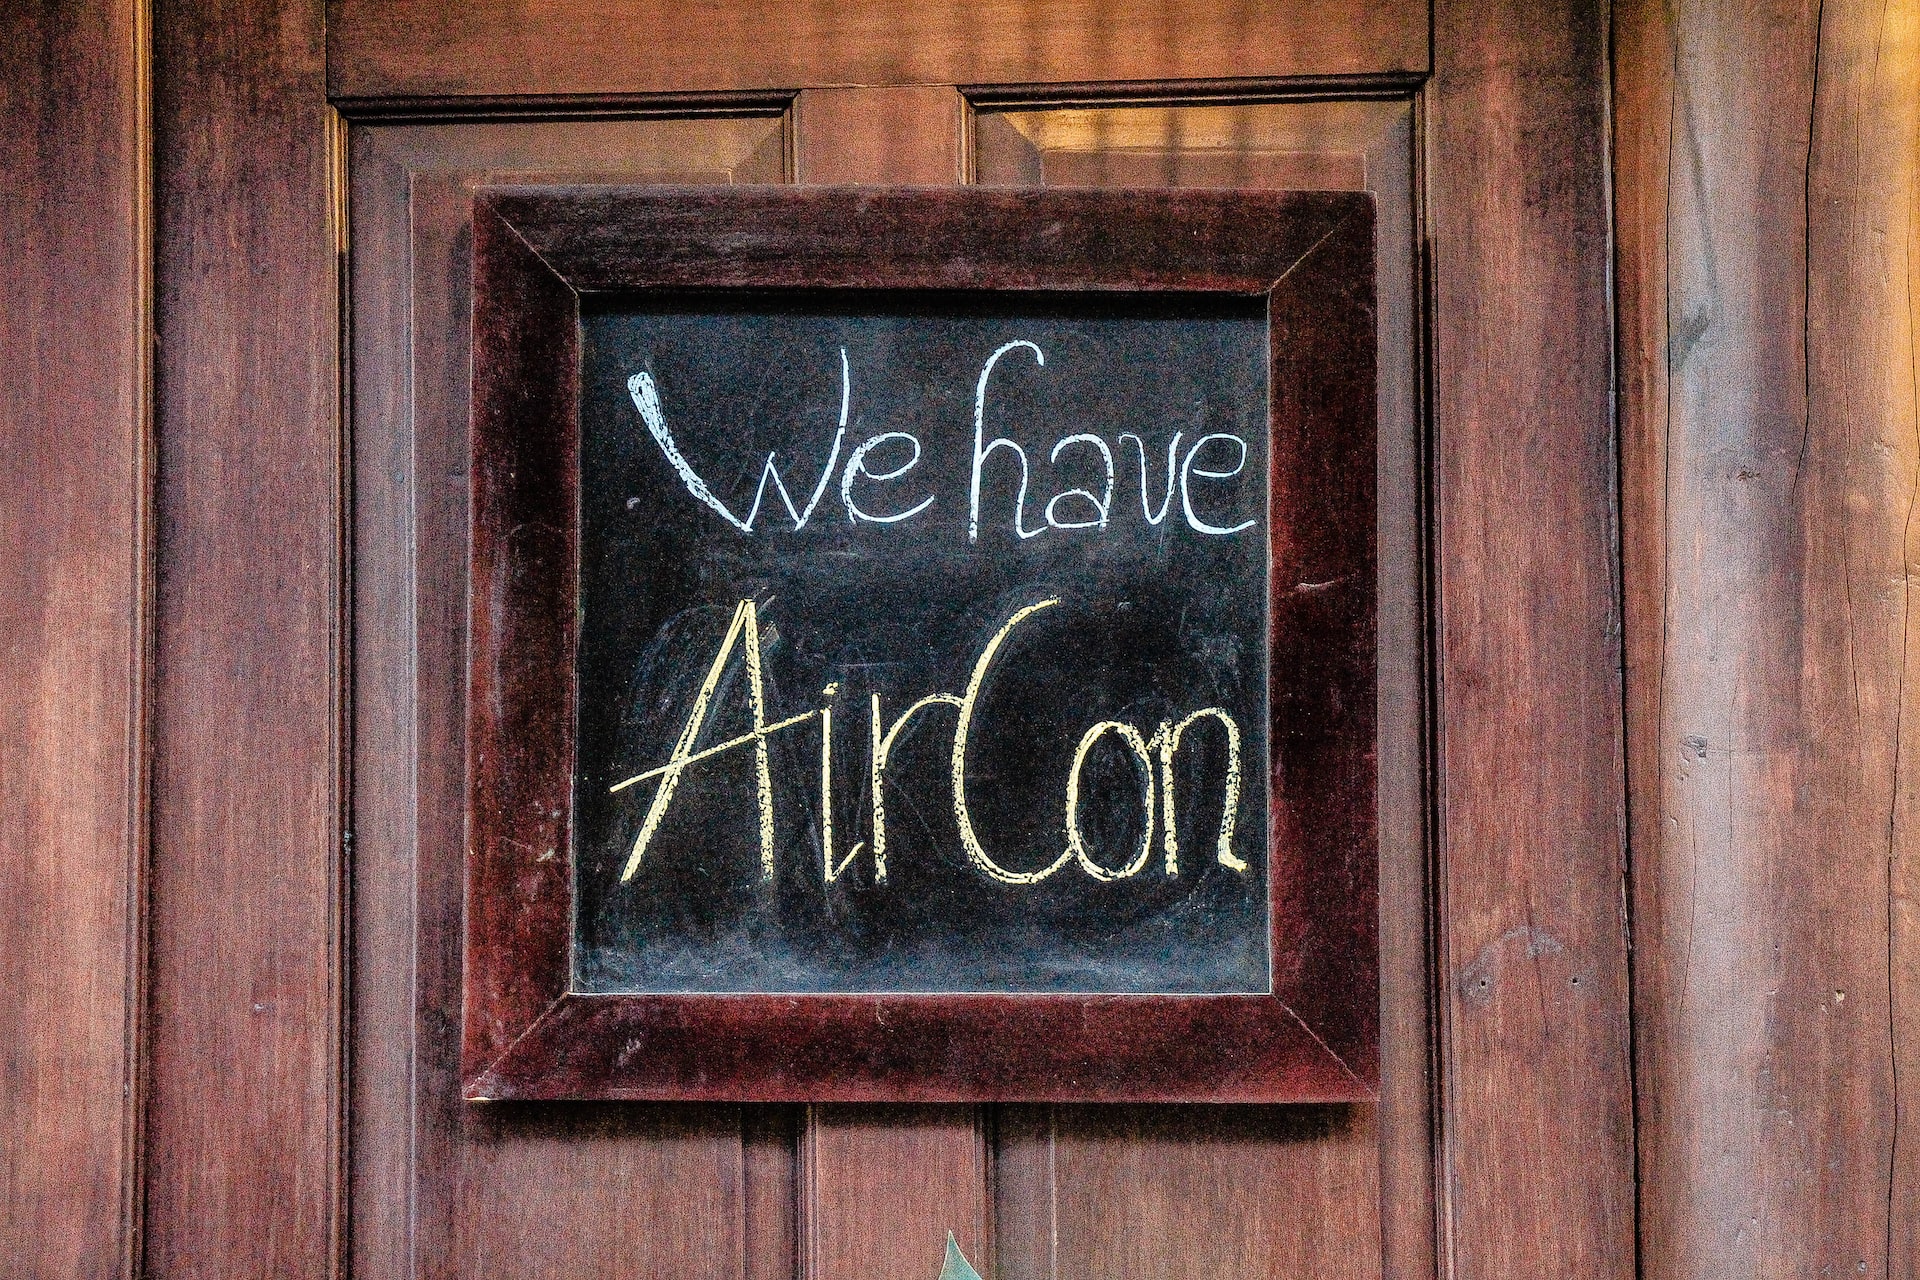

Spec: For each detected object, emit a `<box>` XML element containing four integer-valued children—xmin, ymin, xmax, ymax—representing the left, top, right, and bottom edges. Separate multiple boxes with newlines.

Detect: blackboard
<box><xmin>461</xmin><ymin>185</ymin><xmax>1377</xmax><ymax>1102</ymax></box>
<box><xmin>573</xmin><ymin>293</ymin><xmax>1271</xmax><ymax>994</ymax></box>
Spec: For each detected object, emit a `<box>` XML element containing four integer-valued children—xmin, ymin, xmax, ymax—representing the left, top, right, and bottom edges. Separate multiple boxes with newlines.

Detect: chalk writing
<box><xmin>609</xmin><ymin>597</ymin><xmax>1247</xmax><ymax>890</ymax></box>
<box><xmin>626</xmin><ymin>346</ymin><xmax>851</xmax><ymax>534</ymax></box>
<box><xmin>631</xmin><ymin>339</ymin><xmax>1258</xmax><ymax>544</ymax></box>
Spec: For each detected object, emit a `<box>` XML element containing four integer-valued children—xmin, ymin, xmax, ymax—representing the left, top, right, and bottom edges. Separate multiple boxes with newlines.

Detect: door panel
<box><xmin>803</xmin><ymin>1107</ymin><xmax>990</xmax><ymax>1279</ymax></box>
<box><xmin>0</xmin><ymin>3</ymin><xmax>146</xmax><ymax>1277</ymax></box>
<box><xmin>974</xmin><ymin>95</ymin><xmax>1425</xmax><ymax>1280</ymax></box>
<box><xmin>973</xmin><ymin>101</ymin><xmax>1387</xmax><ymax>191</ymax></box>
<box><xmin>349</xmin><ymin>117</ymin><xmax>791</xmax><ymax>1280</ymax></box>
<box><xmin>794</xmin><ymin>88</ymin><xmax>967</xmax><ymax>185</ymax></box>
<box><xmin>1049</xmin><ymin>1107</ymin><xmax>1377</xmax><ymax>1278</ymax></box>
<box><xmin>146</xmin><ymin>0</ymin><xmax>340</xmax><ymax>1274</ymax></box>
<box><xmin>350</xmin><ymin>95</ymin><xmax>1424</xmax><ymax>1280</ymax></box>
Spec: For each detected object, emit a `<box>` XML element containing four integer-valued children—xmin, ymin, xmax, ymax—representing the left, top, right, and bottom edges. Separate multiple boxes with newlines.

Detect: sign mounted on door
<box><xmin>463</xmin><ymin>184</ymin><xmax>1379</xmax><ymax>1102</ymax></box>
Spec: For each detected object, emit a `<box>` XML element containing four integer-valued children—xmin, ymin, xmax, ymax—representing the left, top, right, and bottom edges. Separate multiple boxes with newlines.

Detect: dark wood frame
<box><xmin>463</xmin><ymin>185</ymin><xmax>1379</xmax><ymax>1102</ymax></box>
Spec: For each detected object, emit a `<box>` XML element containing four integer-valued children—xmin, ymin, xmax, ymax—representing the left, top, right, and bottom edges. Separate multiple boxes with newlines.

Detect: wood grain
<box><xmin>743</xmin><ymin>1107</ymin><xmax>801</xmax><ymax>1280</ymax></box>
<box><xmin>795</xmin><ymin>87</ymin><xmax>963</xmax><ymax>183</ymax></box>
<box><xmin>478</xmin><ymin>184</ymin><xmax>1367</xmax><ymax>296</ymax></box>
<box><xmin>0</xmin><ymin>0</ymin><xmax>147</xmax><ymax>1276</ymax></box>
<box><xmin>463</xmin><ymin>195</ymin><xmax>580</xmax><ymax>1077</ymax></box>
<box><xmin>1052</xmin><ymin>1106</ymin><xmax>1378</xmax><ymax>1278</ymax></box>
<box><xmin>343</xmin><ymin>124</ymin><xmax>418</xmax><ymax>1280</ymax></box>
<box><xmin>326</xmin><ymin>0</ymin><xmax>1428</xmax><ymax>106</ymax></box>
<box><xmin>805</xmin><ymin>1107</ymin><xmax>989</xmax><ymax>1279</ymax></box>
<box><xmin>447</xmin><ymin>1105</ymin><xmax>748</xmax><ymax>1277</ymax></box>
<box><xmin>1031</xmin><ymin>149</ymin><xmax>1366</xmax><ymax>192</ymax></box>
<box><xmin>1615</xmin><ymin>1</ymin><xmax>1920</xmax><ymax>1275</ymax></box>
<box><xmin>1428</xmin><ymin>0</ymin><xmax>1637</xmax><ymax>1275</ymax></box>
<box><xmin>991</xmin><ymin>1107</ymin><xmax>1057</xmax><ymax>1279</ymax></box>
<box><xmin>143</xmin><ymin>0</ymin><xmax>341</xmax><ymax>1273</ymax></box>
<box><xmin>972</xmin><ymin>101</ymin><xmax>1386</xmax><ymax>194</ymax></box>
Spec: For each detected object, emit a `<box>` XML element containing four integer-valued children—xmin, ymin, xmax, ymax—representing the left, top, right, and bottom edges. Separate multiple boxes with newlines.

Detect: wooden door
<box><xmin>5</xmin><ymin>2</ymin><xmax>1632</xmax><ymax>1278</ymax></box>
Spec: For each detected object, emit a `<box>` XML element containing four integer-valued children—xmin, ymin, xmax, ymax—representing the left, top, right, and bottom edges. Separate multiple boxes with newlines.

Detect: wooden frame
<box><xmin>463</xmin><ymin>185</ymin><xmax>1379</xmax><ymax>1102</ymax></box>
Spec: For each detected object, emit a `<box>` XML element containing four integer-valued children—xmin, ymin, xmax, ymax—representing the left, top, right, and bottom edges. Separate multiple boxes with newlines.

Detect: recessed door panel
<box><xmin>349</xmin><ymin>114</ymin><xmax>791</xmax><ymax>1280</ymax></box>
<box><xmin>976</xmin><ymin>96</ymin><xmax>1425</xmax><ymax>1280</ymax></box>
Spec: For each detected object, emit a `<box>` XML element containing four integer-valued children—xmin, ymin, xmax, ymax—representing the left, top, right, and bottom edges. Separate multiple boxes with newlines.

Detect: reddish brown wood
<box><xmin>343</xmin><ymin>124</ymin><xmax>420</xmax><ymax>1280</ymax></box>
<box><xmin>463</xmin><ymin>184</ymin><xmax>1378</xmax><ymax>1102</ymax></box>
<box><xmin>1029</xmin><ymin>148</ymin><xmax>1367</xmax><ymax>192</ymax></box>
<box><xmin>1616</xmin><ymin>2</ymin><xmax>1920</xmax><ymax>1275</ymax></box>
<box><xmin>1266</xmin><ymin>195</ymin><xmax>1380</xmax><ymax>1087</ymax></box>
<box><xmin>743</xmin><ymin>1106</ymin><xmax>801</xmax><ymax>1280</ymax></box>
<box><xmin>1429</xmin><ymin>0</ymin><xmax>1636</xmax><ymax>1275</ymax></box>
<box><xmin>444</xmin><ymin>1105</ymin><xmax>749</xmax><ymax>1276</ymax></box>
<box><xmin>990</xmin><ymin>1106</ymin><xmax>1056</xmax><ymax>1277</ymax></box>
<box><xmin>805</xmin><ymin>1107</ymin><xmax>989</xmax><ymax>1277</ymax></box>
<box><xmin>795</xmin><ymin>87</ymin><xmax>964</xmax><ymax>183</ymax></box>
<box><xmin>478</xmin><ymin>184</ymin><xmax>1367</xmax><ymax>294</ymax></box>
<box><xmin>1050</xmin><ymin>1105</ymin><xmax>1379</xmax><ymax>1276</ymax></box>
<box><xmin>1358</xmin><ymin>105</ymin><xmax>1433</xmax><ymax>1280</ymax></box>
<box><xmin>462</xmin><ymin>198</ymin><xmax>580</xmax><ymax>1073</ymax></box>
<box><xmin>326</xmin><ymin>0</ymin><xmax>1429</xmax><ymax>105</ymax></box>
<box><xmin>0</xmin><ymin>1</ymin><xmax>148</xmax><ymax>1275</ymax></box>
<box><xmin>469</xmin><ymin>993</ymin><xmax>1369</xmax><ymax>1102</ymax></box>
<box><xmin>144</xmin><ymin>0</ymin><xmax>342</xmax><ymax>1273</ymax></box>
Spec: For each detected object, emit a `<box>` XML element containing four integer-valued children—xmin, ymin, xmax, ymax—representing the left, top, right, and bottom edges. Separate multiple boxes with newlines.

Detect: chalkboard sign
<box><xmin>576</xmin><ymin>293</ymin><xmax>1270</xmax><ymax>995</ymax></box>
<box><xmin>463</xmin><ymin>186</ymin><xmax>1378</xmax><ymax>1102</ymax></box>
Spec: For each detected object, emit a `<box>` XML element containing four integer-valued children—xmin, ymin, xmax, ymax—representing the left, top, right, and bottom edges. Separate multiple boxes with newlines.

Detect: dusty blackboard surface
<box><xmin>573</xmin><ymin>291</ymin><xmax>1271</xmax><ymax>994</ymax></box>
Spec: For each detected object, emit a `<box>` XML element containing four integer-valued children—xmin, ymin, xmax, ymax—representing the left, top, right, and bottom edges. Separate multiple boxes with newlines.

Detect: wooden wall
<box><xmin>10</xmin><ymin>0</ymin><xmax>1920</xmax><ymax>1274</ymax></box>
<box><xmin>1430</xmin><ymin>1</ymin><xmax>1638</xmax><ymax>1273</ymax></box>
<box><xmin>1615</xmin><ymin>0</ymin><xmax>1920</xmax><ymax>1275</ymax></box>
<box><xmin>0</xmin><ymin>2</ymin><xmax>149</xmax><ymax>1277</ymax></box>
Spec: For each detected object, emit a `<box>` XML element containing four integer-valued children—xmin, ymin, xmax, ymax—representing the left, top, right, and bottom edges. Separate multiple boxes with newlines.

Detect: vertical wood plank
<box><xmin>743</xmin><ymin>1107</ymin><xmax>801</xmax><ymax>1280</ymax></box>
<box><xmin>144</xmin><ymin>0</ymin><xmax>341</xmax><ymax>1273</ymax></box>
<box><xmin>1611</xmin><ymin>7</ymin><xmax>1685</xmax><ymax>1280</ymax></box>
<box><xmin>1616</xmin><ymin>1</ymin><xmax>1920</xmax><ymax>1275</ymax></box>
<box><xmin>341</xmin><ymin>126</ymin><xmax>415</xmax><ymax>1280</ymax></box>
<box><xmin>991</xmin><ymin>1108</ymin><xmax>1056</xmax><ymax>1280</ymax></box>
<box><xmin>447</xmin><ymin>1106</ymin><xmax>747</xmax><ymax>1277</ymax></box>
<box><xmin>0</xmin><ymin>0</ymin><xmax>149</xmax><ymax>1276</ymax></box>
<box><xmin>804</xmin><ymin>1107</ymin><xmax>989</xmax><ymax>1279</ymax></box>
<box><xmin>794</xmin><ymin>87</ymin><xmax>965</xmax><ymax>185</ymax></box>
<box><xmin>1364</xmin><ymin>106</ymin><xmax>1436</xmax><ymax>1280</ymax></box>
<box><xmin>1428</xmin><ymin>0</ymin><xmax>1637</xmax><ymax>1275</ymax></box>
<box><xmin>1050</xmin><ymin>1107</ymin><xmax>1378</xmax><ymax>1279</ymax></box>
<box><xmin>794</xmin><ymin>90</ymin><xmax>988</xmax><ymax>1280</ymax></box>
